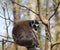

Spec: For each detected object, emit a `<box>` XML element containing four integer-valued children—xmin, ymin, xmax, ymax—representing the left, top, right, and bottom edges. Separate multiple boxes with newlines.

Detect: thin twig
<box><xmin>0</xmin><ymin>39</ymin><xmax>14</xmax><ymax>43</ymax></box>
<box><xmin>0</xmin><ymin>16</ymin><xmax>14</xmax><ymax>23</ymax></box>
<box><xmin>2</xmin><ymin>39</ymin><xmax>4</xmax><ymax>50</ymax></box>
<box><xmin>48</xmin><ymin>2</ymin><xmax>60</xmax><ymax>20</ymax></box>
<box><xmin>0</xmin><ymin>15</ymin><xmax>17</xmax><ymax>25</ymax></box>
<box><xmin>4</xmin><ymin>40</ymin><xmax>14</xmax><ymax>43</ymax></box>
<box><xmin>5</xmin><ymin>2</ymin><xmax>11</xmax><ymax>26</ymax></box>
<box><xmin>2</xmin><ymin>6</ymin><xmax>9</xmax><ymax>40</ymax></box>
<box><xmin>0</xmin><ymin>35</ymin><xmax>13</xmax><ymax>39</ymax></box>
<box><xmin>10</xmin><ymin>0</ymin><xmax>39</xmax><ymax>16</ymax></box>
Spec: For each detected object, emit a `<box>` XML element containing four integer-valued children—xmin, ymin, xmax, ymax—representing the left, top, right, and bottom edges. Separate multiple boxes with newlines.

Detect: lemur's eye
<box><xmin>31</xmin><ymin>21</ymin><xmax>34</xmax><ymax>24</ymax></box>
<box><xmin>33</xmin><ymin>25</ymin><xmax>36</xmax><ymax>28</ymax></box>
<box><xmin>33</xmin><ymin>25</ymin><xmax>37</xmax><ymax>30</ymax></box>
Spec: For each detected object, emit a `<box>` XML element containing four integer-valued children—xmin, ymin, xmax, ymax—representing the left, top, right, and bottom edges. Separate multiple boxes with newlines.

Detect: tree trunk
<box><xmin>28</xmin><ymin>0</ymin><xmax>36</xmax><ymax>20</ymax></box>
<box><xmin>37</xmin><ymin>0</ymin><xmax>51</xmax><ymax>50</ymax></box>
<box><xmin>12</xmin><ymin>0</ymin><xmax>20</xmax><ymax>23</ymax></box>
<box><xmin>45</xmin><ymin>0</ymin><xmax>51</xmax><ymax>50</ymax></box>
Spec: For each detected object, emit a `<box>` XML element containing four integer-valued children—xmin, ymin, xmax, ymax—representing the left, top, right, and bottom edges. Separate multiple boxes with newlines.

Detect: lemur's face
<box><xmin>29</xmin><ymin>20</ymin><xmax>40</xmax><ymax>31</ymax></box>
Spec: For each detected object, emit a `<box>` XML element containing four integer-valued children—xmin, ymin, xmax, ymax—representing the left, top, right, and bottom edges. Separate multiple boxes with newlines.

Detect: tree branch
<box><xmin>5</xmin><ymin>2</ymin><xmax>11</xmax><ymax>26</ymax></box>
<box><xmin>0</xmin><ymin>15</ymin><xmax>19</xmax><ymax>25</ymax></box>
<box><xmin>2</xmin><ymin>6</ymin><xmax>9</xmax><ymax>40</ymax></box>
<box><xmin>0</xmin><ymin>16</ymin><xmax>14</xmax><ymax>23</ymax></box>
<box><xmin>37</xmin><ymin>0</ymin><xmax>48</xmax><ymax>25</ymax></box>
<box><xmin>48</xmin><ymin>2</ymin><xmax>60</xmax><ymax>20</ymax></box>
<box><xmin>10</xmin><ymin>0</ymin><xmax>39</xmax><ymax>16</ymax></box>
<box><xmin>0</xmin><ymin>39</ymin><xmax>14</xmax><ymax>43</ymax></box>
<box><xmin>51</xmin><ymin>42</ymin><xmax>60</xmax><ymax>49</ymax></box>
<box><xmin>0</xmin><ymin>35</ymin><xmax>13</xmax><ymax>39</ymax></box>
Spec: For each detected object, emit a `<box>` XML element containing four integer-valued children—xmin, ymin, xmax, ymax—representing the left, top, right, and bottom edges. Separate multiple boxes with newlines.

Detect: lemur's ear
<box><xmin>35</xmin><ymin>20</ymin><xmax>41</xmax><ymax>24</ymax></box>
<box><xmin>35</xmin><ymin>20</ymin><xmax>39</xmax><ymax>24</ymax></box>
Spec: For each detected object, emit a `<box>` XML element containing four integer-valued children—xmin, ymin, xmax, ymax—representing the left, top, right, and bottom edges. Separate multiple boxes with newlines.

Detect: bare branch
<box><xmin>0</xmin><ymin>39</ymin><xmax>14</xmax><ymax>43</ymax></box>
<box><xmin>0</xmin><ymin>15</ymin><xmax>19</xmax><ymax>25</ymax></box>
<box><xmin>0</xmin><ymin>35</ymin><xmax>13</xmax><ymax>39</ymax></box>
<box><xmin>2</xmin><ymin>6</ymin><xmax>9</xmax><ymax>40</ymax></box>
<box><xmin>2</xmin><ymin>39</ymin><xmax>4</xmax><ymax>50</ymax></box>
<box><xmin>37</xmin><ymin>0</ymin><xmax>48</xmax><ymax>25</ymax></box>
<box><xmin>5</xmin><ymin>2</ymin><xmax>11</xmax><ymax>26</ymax></box>
<box><xmin>10</xmin><ymin>0</ymin><xmax>39</xmax><ymax>16</ymax></box>
<box><xmin>48</xmin><ymin>2</ymin><xmax>60</xmax><ymax>20</ymax></box>
<box><xmin>4</xmin><ymin>40</ymin><xmax>14</xmax><ymax>43</ymax></box>
<box><xmin>51</xmin><ymin>42</ymin><xmax>60</xmax><ymax>49</ymax></box>
<box><xmin>0</xmin><ymin>16</ymin><xmax>14</xmax><ymax>23</ymax></box>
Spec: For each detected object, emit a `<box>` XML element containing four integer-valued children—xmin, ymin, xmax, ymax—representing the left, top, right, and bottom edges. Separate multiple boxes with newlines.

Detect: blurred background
<box><xmin>0</xmin><ymin>0</ymin><xmax>60</xmax><ymax>50</ymax></box>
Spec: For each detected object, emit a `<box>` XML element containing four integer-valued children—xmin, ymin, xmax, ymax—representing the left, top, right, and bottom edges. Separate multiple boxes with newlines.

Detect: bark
<box><xmin>45</xmin><ymin>0</ymin><xmax>51</xmax><ymax>50</ymax></box>
<box><xmin>12</xmin><ymin>0</ymin><xmax>20</xmax><ymax>23</ymax></box>
<box><xmin>37</xmin><ymin>0</ymin><xmax>51</xmax><ymax>50</ymax></box>
<box><xmin>28</xmin><ymin>0</ymin><xmax>36</xmax><ymax>20</ymax></box>
<box><xmin>37</xmin><ymin>0</ymin><xmax>48</xmax><ymax>25</ymax></box>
